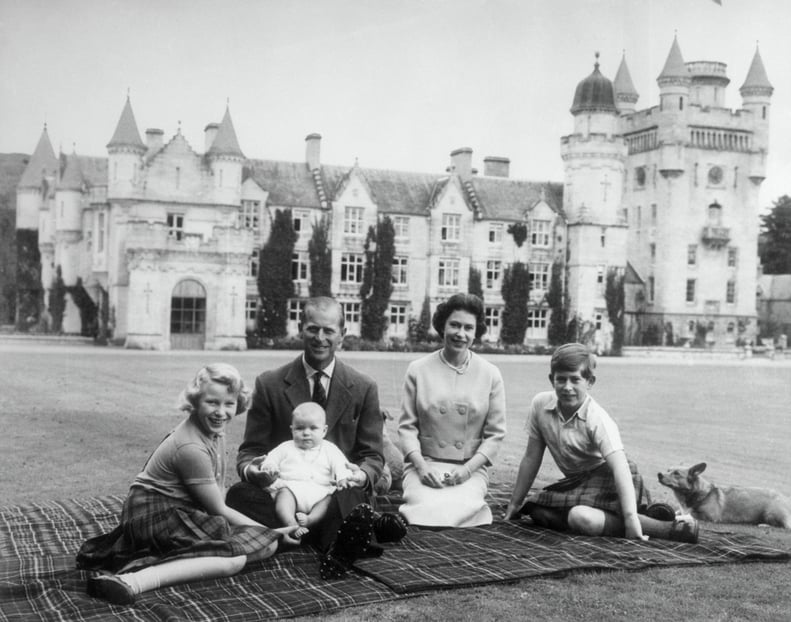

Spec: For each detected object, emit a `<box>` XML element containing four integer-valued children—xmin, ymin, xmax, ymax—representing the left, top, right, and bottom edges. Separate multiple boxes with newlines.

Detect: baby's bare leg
<box><xmin>304</xmin><ymin>495</ymin><xmax>333</xmax><ymax>527</ymax></box>
<box><xmin>274</xmin><ymin>489</ymin><xmax>299</xmax><ymax>527</ymax></box>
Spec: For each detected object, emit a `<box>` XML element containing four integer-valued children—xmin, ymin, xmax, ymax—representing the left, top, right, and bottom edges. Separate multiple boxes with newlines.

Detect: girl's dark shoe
<box><xmin>87</xmin><ymin>573</ymin><xmax>136</xmax><ymax>605</ymax></box>
<box><xmin>669</xmin><ymin>517</ymin><xmax>700</xmax><ymax>544</ymax></box>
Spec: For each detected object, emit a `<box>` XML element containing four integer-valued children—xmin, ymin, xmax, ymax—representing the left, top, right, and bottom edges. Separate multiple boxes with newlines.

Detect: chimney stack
<box><xmin>204</xmin><ymin>122</ymin><xmax>219</xmax><ymax>153</ymax></box>
<box><xmin>450</xmin><ymin>147</ymin><xmax>473</xmax><ymax>178</ymax></box>
<box><xmin>483</xmin><ymin>156</ymin><xmax>510</xmax><ymax>178</ymax></box>
<box><xmin>305</xmin><ymin>133</ymin><xmax>322</xmax><ymax>170</ymax></box>
<box><xmin>145</xmin><ymin>128</ymin><xmax>164</xmax><ymax>154</ymax></box>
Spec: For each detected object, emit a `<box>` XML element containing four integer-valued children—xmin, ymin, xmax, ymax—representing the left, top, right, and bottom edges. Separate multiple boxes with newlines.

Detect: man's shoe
<box><xmin>373</xmin><ymin>512</ymin><xmax>408</xmax><ymax>543</ymax></box>
<box><xmin>318</xmin><ymin>503</ymin><xmax>375</xmax><ymax>580</ymax></box>
<box><xmin>669</xmin><ymin>517</ymin><xmax>699</xmax><ymax>544</ymax></box>
<box><xmin>87</xmin><ymin>573</ymin><xmax>136</xmax><ymax>605</ymax></box>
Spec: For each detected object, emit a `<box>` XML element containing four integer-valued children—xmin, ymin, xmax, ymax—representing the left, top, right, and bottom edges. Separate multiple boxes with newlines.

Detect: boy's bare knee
<box><xmin>217</xmin><ymin>555</ymin><xmax>247</xmax><ymax>577</ymax></box>
<box><xmin>567</xmin><ymin>506</ymin><xmax>605</xmax><ymax>535</ymax></box>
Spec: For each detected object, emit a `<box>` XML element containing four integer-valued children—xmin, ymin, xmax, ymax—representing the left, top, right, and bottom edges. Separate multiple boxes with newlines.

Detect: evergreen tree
<box><xmin>468</xmin><ymin>266</ymin><xmax>483</xmax><ymax>299</ymax></box>
<box><xmin>409</xmin><ymin>295</ymin><xmax>432</xmax><ymax>344</ymax></box>
<box><xmin>500</xmin><ymin>261</ymin><xmax>530</xmax><ymax>345</ymax></box>
<box><xmin>49</xmin><ymin>265</ymin><xmax>66</xmax><ymax>333</ymax></box>
<box><xmin>605</xmin><ymin>267</ymin><xmax>625</xmax><ymax>355</ymax></box>
<box><xmin>15</xmin><ymin>229</ymin><xmax>41</xmax><ymax>330</ymax></box>
<box><xmin>759</xmin><ymin>195</ymin><xmax>791</xmax><ymax>274</ymax></box>
<box><xmin>546</xmin><ymin>258</ymin><xmax>567</xmax><ymax>345</ymax></box>
<box><xmin>308</xmin><ymin>214</ymin><xmax>332</xmax><ymax>297</ymax></box>
<box><xmin>360</xmin><ymin>216</ymin><xmax>395</xmax><ymax>341</ymax></box>
<box><xmin>67</xmin><ymin>277</ymin><xmax>98</xmax><ymax>337</ymax></box>
<box><xmin>258</xmin><ymin>209</ymin><xmax>298</xmax><ymax>339</ymax></box>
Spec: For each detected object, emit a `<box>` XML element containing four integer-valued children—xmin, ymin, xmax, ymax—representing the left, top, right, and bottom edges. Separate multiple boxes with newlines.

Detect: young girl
<box><xmin>77</xmin><ymin>363</ymin><xmax>298</xmax><ymax>605</ymax></box>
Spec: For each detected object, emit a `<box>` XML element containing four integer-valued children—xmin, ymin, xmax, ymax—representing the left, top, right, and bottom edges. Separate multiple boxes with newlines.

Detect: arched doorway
<box><xmin>170</xmin><ymin>279</ymin><xmax>206</xmax><ymax>350</ymax></box>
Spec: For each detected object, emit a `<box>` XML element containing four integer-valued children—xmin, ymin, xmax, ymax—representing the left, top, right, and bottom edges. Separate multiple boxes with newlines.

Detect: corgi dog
<box><xmin>658</xmin><ymin>462</ymin><xmax>791</xmax><ymax>528</ymax></box>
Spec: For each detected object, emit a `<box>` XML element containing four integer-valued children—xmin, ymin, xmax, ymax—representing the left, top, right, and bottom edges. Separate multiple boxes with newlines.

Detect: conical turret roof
<box><xmin>740</xmin><ymin>47</ymin><xmax>773</xmax><ymax>95</ymax></box>
<box><xmin>58</xmin><ymin>153</ymin><xmax>84</xmax><ymax>191</ymax></box>
<box><xmin>614</xmin><ymin>53</ymin><xmax>639</xmax><ymax>103</ymax></box>
<box><xmin>571</xmin><ymin>54</ymin><xmax>616</xmax><ymax>115</ymax></box>
<box><xmin>18</xmin><ymin>125</ymin><xmax>58</xmax><ymax>188</ymax></box>
<box><xmin>107</xmin><ymin>96</ymin><xmax>146</xmax><ymax>151</ymax></box>
<box><xmin>657</xmin><ymin>35</ymin><xmax>689</xmax><ymax>82</ymax></box>
<box><xmin>207</xmin><ymin>106</ymin><xmax>244</xmax><ymax>158</ymax></box>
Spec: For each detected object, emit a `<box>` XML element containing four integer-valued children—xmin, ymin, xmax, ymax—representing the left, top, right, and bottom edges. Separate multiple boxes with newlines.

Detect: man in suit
<box><xmin>227</xmin><ymin>297</ymin><xmax>400</xmax><ymax>576</ymax></box>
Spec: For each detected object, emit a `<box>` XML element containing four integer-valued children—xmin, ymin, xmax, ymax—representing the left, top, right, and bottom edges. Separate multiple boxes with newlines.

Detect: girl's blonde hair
<box><xmin>178</xmin><ymin>363</ymin><xmax>251</xmax><ymax>415</ymax></box>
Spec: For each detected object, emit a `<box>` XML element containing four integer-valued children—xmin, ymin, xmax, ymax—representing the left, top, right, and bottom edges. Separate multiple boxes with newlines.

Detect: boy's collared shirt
<box><xmin>527</xmin><ymin>391</ymin><xmax>623</xmax><ymax>477</ymax></box>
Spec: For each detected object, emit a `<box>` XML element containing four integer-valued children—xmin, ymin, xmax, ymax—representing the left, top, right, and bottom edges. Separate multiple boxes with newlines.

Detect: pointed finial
<box><xmin>354</xmin><ymin>157</ymin><xmax>359</xmax><ymax>167</ymax></box>
<box><xmin>594</xmin><ymin>51</ymin><xmax>600</xmax><ymax>70</ymax></box>
<box><xmin>126</xmin><ymin>87</ymin><xmax>130</xmax><ymax>100</ymax></box>
<box><xmin>72</xmin><ymin>141</ymin><xmax>76</xmax><ymax>154</ymax></box>
<box><xmin>177</xmin><ymin>120</ymin><xmax>182</xmax><ymax>134</ymax></box>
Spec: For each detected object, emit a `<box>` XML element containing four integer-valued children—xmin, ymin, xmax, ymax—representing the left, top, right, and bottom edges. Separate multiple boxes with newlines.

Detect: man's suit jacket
<box><xmin>237</xmin><ymin>355</ymin><xmax>384</xmax><ymax>490</ymax></box>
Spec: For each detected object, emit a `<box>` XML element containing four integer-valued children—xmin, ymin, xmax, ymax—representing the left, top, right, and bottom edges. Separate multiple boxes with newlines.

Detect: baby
<box><xmin>259</xmin><ymin>402</ymin><xmax>353</xmax><ymax>539</ymax></box>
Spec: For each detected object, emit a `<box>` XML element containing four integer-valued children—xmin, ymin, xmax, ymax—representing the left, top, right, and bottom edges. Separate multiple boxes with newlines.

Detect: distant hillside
<box><xmin>0</xmin><ymin>153</ymin><xmax>31</xmax><ymax>323</ymax></box>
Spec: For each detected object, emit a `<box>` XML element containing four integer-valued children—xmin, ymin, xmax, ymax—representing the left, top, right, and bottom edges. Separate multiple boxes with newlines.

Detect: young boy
<box><xmin>258</xmin><ymin>402</ymin><xmax>353</xmax><ymax>539</ymax></box>
<box><xmin>504</xmin><ymin>343</ymin><xmax>698</xmax><ymax>543</ymax></box>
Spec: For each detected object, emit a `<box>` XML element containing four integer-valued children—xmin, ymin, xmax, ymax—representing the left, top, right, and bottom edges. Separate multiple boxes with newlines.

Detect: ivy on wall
<box><xmin>15</xmin><ymin>229</ymin><xmax>41</xmax><ymax>330</ymax></box>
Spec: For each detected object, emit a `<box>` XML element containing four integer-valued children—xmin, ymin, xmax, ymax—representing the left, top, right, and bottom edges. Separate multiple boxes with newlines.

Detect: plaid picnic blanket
<box><xmin>1</xmin><ymin>486</ymin><xmax>789</xmax><ymax>621</ymax></box>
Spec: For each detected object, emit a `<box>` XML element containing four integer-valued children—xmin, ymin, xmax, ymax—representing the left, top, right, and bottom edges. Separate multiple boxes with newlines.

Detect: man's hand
<box><xmin>344</xmin><ymin>463</ymin><xmax>369</xmax><ymax>488</ymax></box>
<box><xmin>245</xmin><ymin>456</ymin><xmax>279</xmax><ymax>487</ymax></box>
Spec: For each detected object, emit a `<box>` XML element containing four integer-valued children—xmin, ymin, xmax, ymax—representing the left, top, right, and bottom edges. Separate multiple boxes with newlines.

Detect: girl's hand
<box><xmin>503</xmin><ymin>503</ymin><xmax>522</xmax><ymax>521</ymax></box>
<box><xmin>624</xmin><ymin>514</ymin><xmax>647</xmax><ymax>540</ymax></box>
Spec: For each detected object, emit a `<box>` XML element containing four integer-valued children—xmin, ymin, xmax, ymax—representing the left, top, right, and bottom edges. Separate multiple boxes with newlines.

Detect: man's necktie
<box><xmin>312</xmin><ymin>370</ymin><xmax>327</xmax><ymax>407</ymax></box>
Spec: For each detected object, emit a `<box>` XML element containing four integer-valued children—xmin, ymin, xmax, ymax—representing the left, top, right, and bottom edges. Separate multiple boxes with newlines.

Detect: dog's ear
<box><xmin>689</xmin><ymin>462</ymin><xmax>707</xmax><ymax>479</ymax></box>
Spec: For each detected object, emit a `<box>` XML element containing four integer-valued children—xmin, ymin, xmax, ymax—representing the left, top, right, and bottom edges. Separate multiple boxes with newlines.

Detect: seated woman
<box><xmin>76</xmin><ymin>363</ymin><xmax>299</xmax><ymax>605</ymax></box>
<box><xmin>398</xmin><ymin>293</ymin><xmax>506</xmax><ymax>527</ymax></box>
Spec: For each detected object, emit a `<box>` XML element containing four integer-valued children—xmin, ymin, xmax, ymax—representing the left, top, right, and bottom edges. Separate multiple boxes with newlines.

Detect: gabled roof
<box><xmin>207</xmin><ymin>107</ymin><xmax>244</xmax><ymax>158</ymax></box>
<box><xmin>624</xmin><ymin>261</ymin><xmax>644</xmax><ymax>285</ymax></box>
<box><xmin>614</xmin><ymin>54</ymin><xmax>639</xmax><ymax>102</ymax></box>
<box><xmin>657</xmin><ymin>35</ymin><xmax>689</xmax><ymax>82</ymax></box>
<box><xmin>18</xmin><ymin>125</ymin><xmax>58</xmax><ymax>189</ymax></box>
<box><xmin>467</xmin><ymin>177</ymin><xmax>565</xmax><ymax>221</ymax></box>
<box><xmin>740</xmin><ymin>47</ymin><xmax>773</xmax><ymax>94</ymax></box>
<box><xmin>323</xmin><ymin>165</ymin><xmax>437</xmax><ymax>215</ymax></box>
<box><xmin>244</xmin><ymin>160</ymin><xmax>319</xmax><ymax>208</ymax></box>
<box><xmin>107</xmin><ymin>97</ymin><xmax>146</xmax><ymax>151</ymax></box>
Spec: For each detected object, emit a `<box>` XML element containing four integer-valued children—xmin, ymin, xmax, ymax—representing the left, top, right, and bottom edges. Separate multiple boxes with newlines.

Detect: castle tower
<box><xmin>561</xmin><ymin>55</ymin><xmax>628</xmax><ymax>332</ymax></box>
<box><xmin>613</xmin><ymin>53</ymin><xmax>639</xmax><ymax>115</ymax></box>
<box><xmin>107</xmin><ymin>96</ymin><xmax>145</xmax><ymax>199</ymax></box>
<box><xmin>206</xmin><ymin>105</ymin><xmax>244</xmax><ymax>205</ymax></box>
<box><xmin>16</xmin><ymin>125</ymin><xmax>58</xmax><ymax>230</ymax></box>
<box><xmin>656</xmin><ymin>36</ymin><xmax>690</xmax><ymax>174</ymax></box>
<box><xmin>740</xmin><ymin>46</ymin><xmax>773</xmax><ymax>182</ymax></box>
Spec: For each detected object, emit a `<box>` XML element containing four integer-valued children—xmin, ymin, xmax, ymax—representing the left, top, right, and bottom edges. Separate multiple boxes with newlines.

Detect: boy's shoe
<box><xmin>319</xmin><ymin>503</ymin><xmax>375</xmax><ymax>580</ymax></box>
<box><xmin>669</xmin><ymin>517</ymin><xmax>699</xmax><ymax>544</ymax></box>
<box><xmin>87</xmin><ymin>573</ymin><xmax>137</xmax><ymax>605</ymax></box>
<box><xmin>643</xmin><ymin>502</ymin><xmax>677</xmax><ymax>522</ymax></box>
<box><xmin>373</xmin><ymin>512</ymin><xmax>408</xmax><ymax>543</ymax></box>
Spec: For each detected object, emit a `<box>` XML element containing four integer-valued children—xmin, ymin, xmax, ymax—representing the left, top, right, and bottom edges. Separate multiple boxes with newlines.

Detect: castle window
<box><xmin>390</xmin><ymin>304</ymin><xmax>408</xmax><ymax>332</ymax></box>
<box><xmin>438</xmin><ymin>258</ymin><xmax>460</xmax><ymax>287</ymax></box>
<box><xmin>726</xmin><ymin>280</ymin><xmax>736</xmax><ymax>304</ymax></box>
<box><xmin>344</xmin><ymin>206</ymin><xmax>364</xmax><ymax>235</ymax></box>
<box><xmin>650</xmin><ymin>243</ymin><xmax>656</xmax><ymax>264</ymax></box>
<box><xmin>342</xmin><ymin>301</ymin><xmax>361</xmax><ymax>325</ymax></box>
<box><xmin>485</xmin><ymin>260</ymin><xmax>502</xmax><ymax>290</ymax></box>
<box><xmin>340</xmin><ymin>253</ymin><xmax>364</xmax><ymax>284</ymax></box>
<box><xmin>707</xmin><ymin>201</ymin><xmax>722</xmax><ymax>225</ymax></box>
<box><xmin>241</xmin><ymin>200</ymin><xmax>261</xmax><ymax>233</ymax></box>
<box><xmin>727</xmin><ymin>247</ymin><xmax>738</xmax><ymax>268</ymax></box>
<box><xmin>288</xmin><ymin>299</ymin><xmax>305</xmax><ymax>322</ymax></box>
<box><xmin>687</xmin><ymin>244</ymin><xmax>697</xmax><ymax>266</ymax></box>
<box><xmin>246</xmin><ymin>298</ymin><xmax>259</xmax><ymax>322</ymax></box>
<box><xmin>651</xmin><ymin>204</ymin><xmax>657</xmax><ymax>226</ymax></box>
<box><xmin>679</xmin><ymin>97</ymin><xmax>683</xmax><ymax>110</ymax></box>
<box><xmin>594</xmin><ymin>310</ymin><xmax>604</xmax><ymax>330</ymax></box>
<box><xmin>441</xmin><ymin>214</ymin><xmax>461</xmax><ymax>242</ymax></box>
<box><xmin>97</xmin><ymin>212</ymin><xmax>105</xmax><ymax>253</ymax></box>
<box><xmin>488</xmin><ymin>223</ymin><xmax>504</xmax><ymax>244</ymax></box>
<box><xmin>527</xmin><ymin>309</ymin><xmax>548</xmax><ymax>331</ymax></box>
<box><xmin>530</xmin><ymin>219</ymin><xmax>551</xmax><ymax>247</ymax></box>
<box><xmin>291</xmin><ymin>252</ymin><xmax>308</xmax><ymax>282</ymax></box>
<box><xmin>167</xmin><ymin>213</ymin><xmax>184</xmax><ymax>241</ymax></box>
<box><xmin>393</xmin><ymin>216</ymin><xmax>409</xmax><ymax>239</ymax></box>
<box><xmin>648</xmin><ymin>276</ymin><xmax>655</xmax><ymax>303</ymax></box>
<box><xmin>600</xmin><ymin>228</ymin><xmax>606</xmax><ymax>248</ymax></box>
<box><xmin>175</xmin><ymin>167</ymin><xmax>180</xmax><ymax>189</ymax></box>
<box><xmin>733</xmin><ymin>167</ymin><xmax>738</xmax><ymax>188</ymax></box>
<box><xmin>686</xmin><ymin>279</ymin><xmax>696</xmax><ymax>303</ymax></box>
<box><xmin>529</xmin><ymin>262</ymin><xmax>551</xmax><ymax>291</ymax></box>
<box><xmin>485</xmin><ymin>307</ymin><xmax>501</xmax><ymax>334</ymax></box>
<box><xmin>292</xmin><ymin>209</ymin><xmax>310</xmax><ymax>235</ymax></box>
<box><xmin>763</xmin><ymin>106</ymin><xmax>766</xmax><ymax>120</ymax></box>
<box><xmin>392</xmin><ymin>256</ymin><xmax>408</xmax><ymax>286</ymax></box>
<box><xmin>249</xmin><ymin>248</ymin><xmax>259</xmax><ymax>277</ymax></box>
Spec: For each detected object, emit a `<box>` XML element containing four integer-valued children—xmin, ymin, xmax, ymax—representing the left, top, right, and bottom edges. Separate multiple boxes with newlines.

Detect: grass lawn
<box><xmin>2</xmin><ymin>344</ymin><xmax>790</xmax><ymax>621</ymax></box>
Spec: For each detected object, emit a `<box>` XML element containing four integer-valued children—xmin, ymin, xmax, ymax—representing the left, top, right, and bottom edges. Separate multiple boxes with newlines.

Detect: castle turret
<box><xmin>206</xmin><ymin>105</ymin><xmax>244</xmax><ymax>205</ymax></box>
<box><xmin>561</xmin><ymin>54</ymin><xmax>628</xmax><ymax>326</ymax></box>
<box><xmin>107</xmin><ymin>96</ymin><xmax>145</xmax><ymax>198</ymax></box>
<box><xmin>657</xmin><ymin>36</ymin><xmax>690</xmax><ymax>176</ymax></box>
<box><xmin>16</xmin><ymin>125</ymin><xmax>58</xmax><ymax>230</ymax></box>
<box><xmin>740</xmin><ymin>46</ymin><xmax>773</xmax><ymax>182</ymax></box>
<box><xmin>613</xmin><ymin>53</ymin><xmax>639</xmax><ymax>115</ymax></box>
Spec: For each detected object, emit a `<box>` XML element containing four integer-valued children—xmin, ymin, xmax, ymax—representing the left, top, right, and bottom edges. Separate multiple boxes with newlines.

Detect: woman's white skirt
<box><xmin>399</xmin><ymin>460</ymin><xmax>491</xmax><ymax>527</ymax></box>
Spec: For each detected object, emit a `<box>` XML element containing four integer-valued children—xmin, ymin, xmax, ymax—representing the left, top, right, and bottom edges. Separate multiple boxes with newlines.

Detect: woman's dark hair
<box><xmin>431</xmin><ymin>293</ymin><xmax>487</xmax><ymax>339</ymax></box>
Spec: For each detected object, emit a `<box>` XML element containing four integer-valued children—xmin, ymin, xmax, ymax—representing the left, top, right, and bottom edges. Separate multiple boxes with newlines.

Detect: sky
<box><xmin>1</xmin><ymin>0</ymin><xmax>790</xmax><ymax>209</ymax></box>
